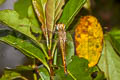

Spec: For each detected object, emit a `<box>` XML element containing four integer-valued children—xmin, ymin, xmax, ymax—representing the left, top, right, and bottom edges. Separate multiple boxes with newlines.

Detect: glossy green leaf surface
<box><xmin>14</xmin><ymin>0</ymin><xmax>42</xmax><ymax>35</ymax></box>
<box><xmin>109</xmin><ymin>35</ymin><xmax>120</xmax><ymax>55</ymax></box>
<box><xmin>109</xmin><ymin>29</ymin><xmax>120</xmax><ymax>55</ymax></box>
<box><xmin>14</xmin><ymin>0</ymin><xmax>32</xmax><ymax>18</ymax></box>
<box><xmin>66</xmin><ymin>32</ymin><xmax>74</xmax><ymax>65</ymax></box>
<box><xmin>67</xmin><ymin>56</ymin><xmax>92</xmax><ymax>80</ymax></box>
<box><xmin>98</xmin><ymin>35</ymin><xmax>120</xmax><ymax>80</ymax></box>
<box><xmin>0</xmin><ymin>10</ymin><xmax>36</xmax><ymax>40</ymax></box>
<box><xmin>59</xmin><ymin>0</ymin><xmax>86</xmax><ymax>29</ymax></box>
<box><xmin>38</xmin><ymin>67</ymin><xmax>50</xmax><ymax>80</ymax></box>
<box><xmin>55</xmin><ymin>56</ymin><xmax>105</xmax><ymax>80</ymax></box>
<box><xmin>54</xmin><ymin>67</ymin><xmax>73</xmax><ymax>80</ymax></box>
<box><xmin>0</xmin><ymin>33</ymin><xmax>49</xmax><ymax>70</ymax></box>
<box><xmin>28</xmin><ymin>5</ymin><xmax>42</xmax><ymax>34</ymax></box>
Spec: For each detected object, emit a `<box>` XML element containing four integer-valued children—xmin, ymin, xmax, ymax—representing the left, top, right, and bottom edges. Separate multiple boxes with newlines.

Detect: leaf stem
<box><xmin>48</xmin><ymin>49</ymin><xmax>54</xmax><ymax>80</ymax></box>
<box><xmin>32</xmin><ymin>59</ymin><xmax>38</xmax><ymax>80</ymax></box>
<box><xmin>52</xmin><ymin>39</ymin><xmax>58</xmax><ymax>57</ymax></box>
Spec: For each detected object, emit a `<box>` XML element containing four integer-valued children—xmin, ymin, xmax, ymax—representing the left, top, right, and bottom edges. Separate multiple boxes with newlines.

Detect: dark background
<box><xmin>91</xmin><ymin>0</ymin><xmax>120</xmax><ymax>30</ymax></box>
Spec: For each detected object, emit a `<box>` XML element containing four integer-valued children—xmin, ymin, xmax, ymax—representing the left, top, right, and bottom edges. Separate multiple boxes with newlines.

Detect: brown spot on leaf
<box><xmin>77</xmin><ymin>34</ymin><xmax>81</xmax><ymax>38</ymax></box>
<box><xmin>96</xmin><ymin>45</ymin><xmax>99</xmax><ymax>48</ymax></box>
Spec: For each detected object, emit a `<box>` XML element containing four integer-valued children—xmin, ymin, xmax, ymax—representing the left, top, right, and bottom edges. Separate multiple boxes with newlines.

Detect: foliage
<box><xmin>14</xmin><ymin>0</ymin><xmax>32</xmax><ymax>18</ymax></box>
<box><xmin>0</xmin><ymin>0</ymin><xmax>5</xmax><ymax>5</ymax></box>
<box><xmin>0</xmin><ymin>0</ymin><xmax>120</xmax><ymax>80</ymax></box>
<box><xmin>59</xmin><ymin>0</ymin><xmax>86</xmax><ymax>30</ymax></box>
<box><xmin>98</xmin><ymin>34</ymin><xmax>120</xmax><ymax>80</ymax></box>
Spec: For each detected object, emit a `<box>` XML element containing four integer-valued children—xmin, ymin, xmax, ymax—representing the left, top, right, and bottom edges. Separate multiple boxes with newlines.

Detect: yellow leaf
<box><xmin>75</xmin><ymin>16</ymin><xmax>103</xmax><ymax>67</ymax></box>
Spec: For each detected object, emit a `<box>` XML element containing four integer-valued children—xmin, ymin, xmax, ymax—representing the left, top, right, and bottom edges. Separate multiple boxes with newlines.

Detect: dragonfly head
<box><xmin>56</xmin><ymin>24</ymin><xmax>65</xmax><ymax>31</ymax></box>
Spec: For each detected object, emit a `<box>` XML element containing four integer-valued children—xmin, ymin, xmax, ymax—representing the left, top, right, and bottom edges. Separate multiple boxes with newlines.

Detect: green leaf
<box><xmin>0</xmin><ymin>33</ymin><xmax>49</xmax><ymax>70</ymax></box>
<box><xmin>14</xmin><ymin>0</ymin><xmax>32</xmax><ymax>18</ymax></box>
<box><xmin>55</xmin><ymin>0</ymin><xmax>65</xmax><ymax>23</ymax></box>
<box><xmin>66</xmin><ymin>32</ymin><xmax>74</xmax><ymax>65</ymax></box>
<box><xmin>28</xmin><ymin>5</ymin><xmax>42</xmax><ymax>34</ymax></box>
<box><xmin>109</xmin><ymin>29</ymin><xmax>120</xmax><ymax>55</ymax></box>
<box><xmin>14</xmin><ymin>0</ymin><xmax>42</xmax><ymax>35</ymax></box>
<box><xmin>55</xmin><ymin>55</ymin><xmax>104</xmax><ymax>80</ymax></box>
<box><xmin>0</xmin><ymin>29</ymin><xmax>34</xmax><ymax>58</ymax></box>
<box><xmin>45</xmin><ymin>0</ymin><xmax>55</xmax><ymax>30</ymax></box>
<box><xmin>11</xmin><ymin>66</ymin><xmax>34</xmax><ymax>80</ymax></box>
<box><xmin>0</xmin><ymin>66</ymin><xmax>34</xmax><ymax>80</ymax></box>
<box><xmin>109</xmin><ymin>35</ymin><xmax>120</xmax><ymax>56</ymax></box>
<box><xmin>0</xmin><ymin>10</ymin><xmax>36</xmax><ymax>40</ymax></box>
<box><xmin>67</xmin><ymin>56</ymin><xmax>92</xmax><ymax>80</ymax></box>
<box><xmin>54</xmin><ymin>67</ymin><xmax>73</xmax><ymax>80</ymax></box>
<box><xmin>0</xmin><ymin>0</ymin><xmax>5</xmax><ymax>5</ymax></box>
<box><xmin>32</xmin><ymin>0</ymin><xmax>47</xmax><ymax>37</ymax></box>
<box><xmin>0</xmin><ymin>10</ymin><xmax>48</xmax><ymax>60</ymax></box>
<box><xmin>109</xmin><ymin>28</ymin><xmax>120</xmax><ymax>38</ymax></box>
<box><xmin>59</xmin><ymin>0</ymin><xmax>86</xmax><ymax>29</ymax></box>
<box><xmin>98</xmin><ymin>35</ymin><xmax>120</xmax><ymax>80</ymax></box>
<box><xmin>45</xmin><ymin>0</ymin><xmax>55</xmax><ymax>47</ymax></box>
<box><xmin>0</xmin><ymin>70</ymin><xmax>25</xmax><ymax>80</ymax></box>
<box><xmin>88</xmin><ymin>66</ymin><xmax>100</xmax><ymax>74</ymax></box>
<box><xmin>13</xmin><ymin>66</ymin><xmax>33</xmax><ymax>71</ymax></box>
<box><xmin>38</xmin><ymin>67</ymin><xmax>50</xmax><ymax>80</ymax></box>
<box><xmin>32</xmin><ymin>0</ymin><xmax>47</xmax><ymax>24</ymax></box>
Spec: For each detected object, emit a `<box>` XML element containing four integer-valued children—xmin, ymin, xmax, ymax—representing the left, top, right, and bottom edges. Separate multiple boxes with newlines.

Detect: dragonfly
<box><xmin>18</xmin><ymin>24</ymin><xmax>74</xmax><ymax>74</ymax></box>
<box><xmin>56</xmin><ymin>24</ymin><xmax>67</xmax><ymax>74</ymax></box>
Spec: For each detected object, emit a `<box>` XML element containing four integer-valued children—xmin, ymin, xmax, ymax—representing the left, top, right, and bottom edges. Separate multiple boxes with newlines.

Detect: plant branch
<box><xmin>48</xmin><ymin>48</ymin><xmax>54</xmax><ymax>80</ymax></box>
